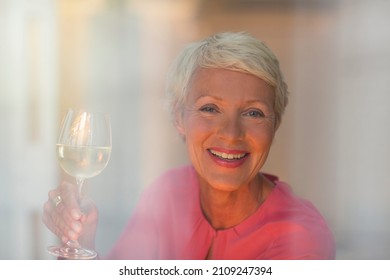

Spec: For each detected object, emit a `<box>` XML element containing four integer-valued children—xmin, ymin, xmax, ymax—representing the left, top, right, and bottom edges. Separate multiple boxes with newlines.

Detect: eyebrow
<box><xmin>194</xmin><ymin>95</ymin><xmax>223</xmax><ymax>102</ymax></box>
<box><xmin>195</xmin><ymin>95</ymin><xmax>269</xmax><ymax>106</ymax></box>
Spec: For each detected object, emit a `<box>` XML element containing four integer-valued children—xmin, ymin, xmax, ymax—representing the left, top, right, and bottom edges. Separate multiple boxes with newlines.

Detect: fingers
<box><xmin>42</xmin><ymin>182</ymin><xmax>83</xmax><ymax>242</ymax></box>
<box><xmin>55</xmin><ymin>182</ymin><xmax>83</xmax><ymax>218</ymax></box>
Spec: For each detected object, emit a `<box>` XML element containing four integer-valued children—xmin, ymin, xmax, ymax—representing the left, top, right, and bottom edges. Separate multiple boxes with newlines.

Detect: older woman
<box><xmin>43</xmin><ymin>32</ymin><xmax>335</xmax><ymax>259</ymax></box>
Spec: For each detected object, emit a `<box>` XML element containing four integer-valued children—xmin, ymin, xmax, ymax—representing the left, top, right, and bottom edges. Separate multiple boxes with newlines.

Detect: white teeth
<box><xmin>210</xmin><ymin>149</ymin><xmax>246</xmax><ymax>160</ymax></box>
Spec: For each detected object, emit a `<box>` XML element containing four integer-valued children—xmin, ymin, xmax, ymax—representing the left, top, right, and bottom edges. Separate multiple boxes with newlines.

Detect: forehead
<box><xmin>187</xmin><ymin>68</ymin><xmax>274</xmax><ymax>104</ymax></box>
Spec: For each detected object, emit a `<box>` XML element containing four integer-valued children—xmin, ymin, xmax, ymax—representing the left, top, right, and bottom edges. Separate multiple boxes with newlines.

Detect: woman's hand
<box><xmin>42</xmin><ymin>181</ymin><xmax>98</xmax><ymax>250</ymax></box>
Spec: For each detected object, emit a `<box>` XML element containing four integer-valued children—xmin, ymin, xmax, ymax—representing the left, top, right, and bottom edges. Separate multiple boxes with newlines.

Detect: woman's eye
<box><xmin>244</xmin><ymin>110</ymin><xmax>265</xmax><ymax>118</ymax></box>
<box><xmin>199</xmin><ymin>105</ymin><xmax>218</xmax><ymax>113</ymax></box>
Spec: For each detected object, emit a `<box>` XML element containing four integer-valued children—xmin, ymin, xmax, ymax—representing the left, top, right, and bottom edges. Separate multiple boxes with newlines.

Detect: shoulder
<box><xmin>260</xmin><ymin>176</ymin><xmax>336</xmax><ymax>259</ymax></box>
<box><xmin>264</xmin><ymin>176</ymin><xmax>327</xmax><ymax>223</ymax></box>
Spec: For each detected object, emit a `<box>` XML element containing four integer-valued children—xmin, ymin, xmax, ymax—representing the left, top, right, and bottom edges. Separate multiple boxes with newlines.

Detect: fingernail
<box><xmin>61</xmin><ymin>235</ymin><xmax>68</xmax><ymax>244</ymax></box>
<box><xmin>68</xmin><ymin>230</ymin><xmax>78</xmax><ymax>240</ymax></box>
<box><xmin>71</xmin><ymin>209</ymin><xmax>81</xmax><ymax>220</ymax></box>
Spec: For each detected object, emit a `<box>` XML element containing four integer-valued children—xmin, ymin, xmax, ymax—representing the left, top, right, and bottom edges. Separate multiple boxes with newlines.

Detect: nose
<box><xmin>217</xmin><ymin>113</ymin><xmax>244</xmax><ymax>141</ymax></box>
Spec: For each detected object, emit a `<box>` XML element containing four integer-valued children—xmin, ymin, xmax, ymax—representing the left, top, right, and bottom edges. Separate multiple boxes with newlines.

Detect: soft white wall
<box><xmin>0</xmin><ymin>0</ymin><xmax>58</xmax><ymax>259</ymax></box>
<box><xmin>332</xmin><ymin>0</ymin><xmax>390</xmax><ymax>259</ymax></box>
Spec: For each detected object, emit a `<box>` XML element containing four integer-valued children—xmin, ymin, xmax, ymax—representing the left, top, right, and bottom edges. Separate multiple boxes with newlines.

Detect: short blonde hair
<box><xmin>166</xmin><ymin>32</ymin><xmax>289</xmax><ymax>129</ymax></box>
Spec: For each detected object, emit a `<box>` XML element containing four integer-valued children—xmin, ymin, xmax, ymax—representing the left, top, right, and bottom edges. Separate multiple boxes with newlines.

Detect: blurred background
<box><xmin>1</xmin><ymin>0</ymin><xmax>389</xmax><ymax>259</ymax></box>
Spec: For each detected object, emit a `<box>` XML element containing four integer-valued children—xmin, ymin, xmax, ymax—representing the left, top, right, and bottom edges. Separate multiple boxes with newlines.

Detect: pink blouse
<box><xmin>106</xmin><ymin>165</ymin><xmax>335</xmax><ymax>259</ymax></box>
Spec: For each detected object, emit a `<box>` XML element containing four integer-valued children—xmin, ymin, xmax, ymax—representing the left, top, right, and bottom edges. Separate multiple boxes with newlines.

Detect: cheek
<box><xmin>248</xmin><ymin>125</ymin><xmax>275</xmax><ymax>150</ymax></box>
<box><xmin>182</xmin><ymin>114</ymin><xmax>213</xmax><ymax>139</ymax></box>
<box><xmin>185</xmin><ymin>123</ymin><xmax>211</xmax><ymax>149</ymax></box>
<box><xmin>182</xmin><ymin>119</ymin><xmax>216</xmax><ymax>163</ymax></box>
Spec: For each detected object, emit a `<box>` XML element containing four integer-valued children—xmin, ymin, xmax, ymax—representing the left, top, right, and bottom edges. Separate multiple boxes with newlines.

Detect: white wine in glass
<box><xmin>47</xmin><ymin>108</ymin><xmax>112</xmax><ymax>259</ymax></box>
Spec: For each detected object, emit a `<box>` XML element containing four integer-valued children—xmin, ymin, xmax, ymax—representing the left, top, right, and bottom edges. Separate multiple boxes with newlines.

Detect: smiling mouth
<box><xmin>208</xmin><ymin>149</ymin><xmax>248</xmax><ymax>160</ymax></box>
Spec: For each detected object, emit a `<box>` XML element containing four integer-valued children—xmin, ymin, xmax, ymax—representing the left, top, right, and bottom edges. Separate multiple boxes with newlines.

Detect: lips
<box><xmin>207</xmin><ymin>148</ymin><xmax>249</xmax><ymax>168</ymax></box>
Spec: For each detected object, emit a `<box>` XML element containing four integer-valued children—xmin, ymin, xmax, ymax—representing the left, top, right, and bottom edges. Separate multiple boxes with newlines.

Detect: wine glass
<box><xmin>47</xmin><ymin>108</ymin><xmax>112</xmax><ymax>259</ymax></box>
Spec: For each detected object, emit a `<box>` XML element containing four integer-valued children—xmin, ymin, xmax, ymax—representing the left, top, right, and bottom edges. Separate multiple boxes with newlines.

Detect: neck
<box><xmin>199</xmin><ymin>174</ymin><xmax>265</xmax><ymax>230</ymax></box>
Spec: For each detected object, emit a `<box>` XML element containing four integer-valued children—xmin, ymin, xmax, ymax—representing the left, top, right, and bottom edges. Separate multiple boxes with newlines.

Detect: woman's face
<box><xmin>176</xmin><ymin>68</ymin><xmax>276</xmax><ymax>192</ymax></box>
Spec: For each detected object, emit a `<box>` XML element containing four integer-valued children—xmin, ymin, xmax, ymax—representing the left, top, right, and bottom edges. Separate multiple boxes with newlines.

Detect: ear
<box><xmin>174</xmin><ymin>109</ymin><xmax>186</xmax><ymax>140</ymax></box>
<box><xmin>273</xmin><ymin>115</ymin><xmax>280</xmax><ymax>133</ymax></box>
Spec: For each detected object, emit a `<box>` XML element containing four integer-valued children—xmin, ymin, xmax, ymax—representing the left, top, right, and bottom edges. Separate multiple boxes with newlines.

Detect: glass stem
<box><xmin>66</xmin><ymin>177</ymin><xmax>85</xmax><ymax>249</ymax></box>
<box><xmin>76</xmin><ymin>178</ymin><xmax>84</xmax><ymax>198</ymax></box>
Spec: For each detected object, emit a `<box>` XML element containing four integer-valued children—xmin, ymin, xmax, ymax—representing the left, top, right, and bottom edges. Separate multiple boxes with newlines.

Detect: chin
<box><xmin>203</xmin><ymin>176</ymin><xmax>248</xmax><ymax>192</ymax></box>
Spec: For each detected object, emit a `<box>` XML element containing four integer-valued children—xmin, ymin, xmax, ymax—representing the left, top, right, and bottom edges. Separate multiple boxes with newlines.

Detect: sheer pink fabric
<box><xmin>106</xmin><ymin>165</ymin><xmax>335</xmax><ymax>259</ymax></box>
